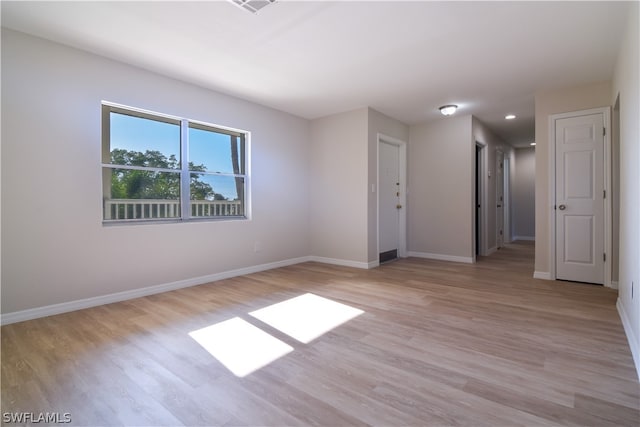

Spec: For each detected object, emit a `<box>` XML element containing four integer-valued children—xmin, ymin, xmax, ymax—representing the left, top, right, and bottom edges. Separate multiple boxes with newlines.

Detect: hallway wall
<box><xmin>512</xmin><ymin>147</ymin><xmax>536</xmax><ymax>240</ymax></box>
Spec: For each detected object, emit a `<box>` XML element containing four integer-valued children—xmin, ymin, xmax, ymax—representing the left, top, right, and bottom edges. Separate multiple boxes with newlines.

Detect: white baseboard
<box><xmin>533</xmin><ymin>271</ymin><xmax>552</xmax><ymax>280</ymax></box>
<box><xmin>0</xmin><ymin>256</ymin><xmax>312</xmax><ymax>326</ymax></box>
<box><xmin>309</xmin><ymin>256</ymin><xmax>375</xmax><ymax>270</ymax></box>
<box><xmin>0</xmin><ymin>254</ymin><xmax>386</xmax><ymax>326</ymax></box>
<box><xmin>617</xmin><ymin>298</ymin><xmax>640</xmax><ymax>380</ymax></box>
<box><xmin>486</xmin><ymin>246</ymin><xmax>497</xmax><ymax>256</ymax></box>
<box><xmin>611</xmin><ymin>281</ymin><xmax>619</xmax><ymax>290</ymax></box>
<box><xmin>514</xmin><ymin>236</ymin><xmax>535</xmax><ymax>241</ymax></box>
<box><xmin>407</xmin><ymin>251</ymin><xmax>474</xmax><ymax>264</ymax></box>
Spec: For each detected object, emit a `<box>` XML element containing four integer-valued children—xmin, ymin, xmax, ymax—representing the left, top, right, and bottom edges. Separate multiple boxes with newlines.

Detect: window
<box><xmin>101</xmin><ymin>103</ymin><xmax>248</xmax><ymax>223</ymax></box>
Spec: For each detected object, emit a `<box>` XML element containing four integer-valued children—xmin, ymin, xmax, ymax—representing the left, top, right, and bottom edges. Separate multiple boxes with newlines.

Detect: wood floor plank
<box><xmin>462</xmin><ymin>379</ymin><xmax>623</xmax><ymax>427</ymax></box>
<box><xmin>573</xmin><ymin>393</ymin><xmax>640</xmax><ymax>425</ymax></box>
<box><xmin>2</xmin><ymin>242</ymin><xmax>638</xmax><ymax>426</ymax></box>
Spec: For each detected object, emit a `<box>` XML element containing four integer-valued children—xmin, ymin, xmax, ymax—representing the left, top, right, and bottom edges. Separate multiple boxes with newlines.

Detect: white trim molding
<box><xmin>514</xmin><ymin>236</ymin><xmax>535</xmax><ymax>241</ymax></box>
<box><xmin>309</xmin><ymin>256</ymin><xmax>375</xmax><ymax>270</ymax></box>
<box><xmin>617</xmin><ymin>298</ymin><xmax>640</xmax><ymax>380</ymax></box>
<box><xmin>408</xmin><ymin>251</ymin><xmax>474</xmax><ymax>264</ymax></box>
<box><xmin>368</xmin><ymin>260</ymin><xmax>381</xmax><ymax>269</ymax></box>
<box><xmin>533</xmin><ymin>271</ymin><xmax>553</xmax><ymax>280</ymax></box>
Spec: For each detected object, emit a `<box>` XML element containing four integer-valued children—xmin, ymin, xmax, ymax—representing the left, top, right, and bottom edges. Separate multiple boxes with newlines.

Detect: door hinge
<box><xmin>603</xmin><ymin>253</ymin><xmax>606</xmax><ymax>262</ymax></box>
<box><xmin>603</xmin><ymin>127</ymin><xmax>606</xmax><ymax>136</ymax></box>
<box><xmin>603</xmin><ymin>190</ymin><xmax>606</xmax><ymax>199</ymax></box>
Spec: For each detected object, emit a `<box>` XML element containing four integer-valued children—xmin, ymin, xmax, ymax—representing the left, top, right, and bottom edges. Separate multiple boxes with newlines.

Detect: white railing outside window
<box><xmin>104</xmin><ymin>199</ymin><xmax>243</xmax><ymax>221</ymax></box>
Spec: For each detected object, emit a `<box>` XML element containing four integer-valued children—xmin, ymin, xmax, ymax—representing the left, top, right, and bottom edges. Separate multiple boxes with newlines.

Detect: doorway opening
<box><xmin>496</xmin><ymin>150</ymin><xmax>505</xmax><ymax>249</ymax></box>
<box><xmin>475</xmin><ymin>142</ymin><xmax>487</xmax><ymax>259</ymax></box>
<box><xmin>503</xmin><ymin>157</ymin><xmax>511</xmax><ymax>244</ymax></box>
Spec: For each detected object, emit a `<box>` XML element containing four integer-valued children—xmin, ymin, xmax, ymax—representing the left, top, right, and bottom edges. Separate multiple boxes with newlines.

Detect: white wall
<box><xmin>309</xmin><ymin>108</ymin><xmax>369</xmax><ymax>265</ymax></box>
<box><xmin>1</xmin><ymin>29</ymin><xmax>311</xmax><ymax>315</ymax></box>
<box><xmin>611</xmin><ymin>2</ymin><xmax>640</xmax><ymax>377</ymax></box>
<box><xmin>408</xmin><ymin>115</ymin><xmax>474</xmax><ymax>262</ymax></box>
<box><xmin>512</xmin><ymin>147</ymin><xmax>536</xmax><ymax>240</ymax></box>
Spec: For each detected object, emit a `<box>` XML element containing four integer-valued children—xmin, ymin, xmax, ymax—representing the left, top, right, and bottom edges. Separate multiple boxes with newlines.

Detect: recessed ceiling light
<box><xmin>505</xmin><ymin>114</ymin><xmax>516</xmax><ymax>120</ymax></box>
<box><xmin>439</xmin><ymin>105</ymin><xmax>458</xmax><ymax>116</ymax></box>
<box><xmin>530</xmin><ymin>142</ymin><xmax>536</xmax><ymax>146</ymax></box>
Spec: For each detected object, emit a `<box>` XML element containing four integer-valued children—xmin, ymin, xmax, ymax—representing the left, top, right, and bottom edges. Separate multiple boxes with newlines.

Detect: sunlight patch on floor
<box><xmin>249</xmin><ymin>293</ymin><xmax>364</xmax><ymax>344</ymax></box>
<box><xmin>189</xmin><ymin>317</ymin><xmax>293</xmax><ymax>377</ymax></box>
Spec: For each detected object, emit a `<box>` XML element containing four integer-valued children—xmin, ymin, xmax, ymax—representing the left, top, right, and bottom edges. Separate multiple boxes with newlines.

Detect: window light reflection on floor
<box><xmin>249</xmin><ymin>293</ymin><xmax>364</xmax><ymax>344</ymax></box>
<box><xmin>189</xmin><ymin>317</ymin><xmax>293</xmax><ymax>377</ymax></box>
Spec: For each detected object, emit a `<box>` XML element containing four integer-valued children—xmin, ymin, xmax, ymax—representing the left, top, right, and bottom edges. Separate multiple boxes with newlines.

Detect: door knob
<box><xmin>559</xmin><ymin>204</ymin><xmax>566</xmax><ymax>210</ymax></box>
<box><xmin>396</xmin><ymin>204</ymin><xmax>402</xmax><ymax>209</ymax></box>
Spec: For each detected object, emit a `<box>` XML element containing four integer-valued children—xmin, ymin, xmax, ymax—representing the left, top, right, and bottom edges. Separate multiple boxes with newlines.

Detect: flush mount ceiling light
<box><xmin>505</xmin><ymin>114</ymin><xmax>516</xmax><ymax>120</ymax></box>
<box><xmin>229</xmin><ymin>0</ymin><xmax>276</xmax><ymax>14</ymax></box>
<box><xmin>530</xmin><ymin>142</ymin><xmax>537</xmax><ymax>146</ymax></box>
<box><xmin>439</xmin><ymin>105</ymin><xmax>458</xmax><ymax>116</ymax></box>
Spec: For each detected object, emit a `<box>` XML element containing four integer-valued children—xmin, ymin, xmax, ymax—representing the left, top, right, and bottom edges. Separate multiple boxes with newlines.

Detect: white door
<box><xmin>496</xmin><ymin>151</ymin><xmax>504</xmax><ymax>249</ymax></box>
<box><xmin>379</xmin><ymin>141</ymin><xmax>400</xmax><ymax>262</ymax></box>
<box><xmin>555</xmin><ymin>113</ymin><xmax>605</xmax><ymax>284</ymax></box>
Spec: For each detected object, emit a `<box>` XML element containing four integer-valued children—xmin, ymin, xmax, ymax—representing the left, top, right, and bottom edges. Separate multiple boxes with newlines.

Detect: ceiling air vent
<box><xmin>230</xmin><ymin>0</ymin><xmax>277</xmax><ymax>14</ymax></box>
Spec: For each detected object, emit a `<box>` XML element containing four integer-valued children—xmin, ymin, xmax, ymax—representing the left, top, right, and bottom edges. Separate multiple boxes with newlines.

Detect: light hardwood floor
<box><xmin>2</xmin><ymin>242</ymin><xmax>639</xmax><ymax>426</ymax></box>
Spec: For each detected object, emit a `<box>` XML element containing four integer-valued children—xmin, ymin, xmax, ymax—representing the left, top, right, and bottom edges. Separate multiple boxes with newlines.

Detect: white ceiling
<box><xmin>1</xmin><ymin>1</ymin><xmax>631</xmax><ymax>147</ymax></box>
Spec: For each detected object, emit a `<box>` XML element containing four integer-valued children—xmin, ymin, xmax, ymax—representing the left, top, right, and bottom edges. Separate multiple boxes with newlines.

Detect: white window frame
<box><xmin>101</xmin><ymin>102</ymin><xmax>250</xmax><ymax>224</ymax></box>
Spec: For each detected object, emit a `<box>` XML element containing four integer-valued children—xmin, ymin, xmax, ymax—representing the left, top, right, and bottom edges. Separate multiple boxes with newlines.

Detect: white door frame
<box><xmin>377</xmin><ymin>133</ymin><xmax>407</xmax><ymax>258</ymax></box>
<box><xmin>548</xmin><ymin>107</ymin><xmax>612</xmax><ymax>287</ymax></box>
